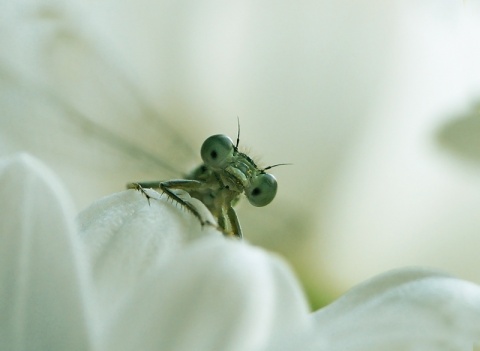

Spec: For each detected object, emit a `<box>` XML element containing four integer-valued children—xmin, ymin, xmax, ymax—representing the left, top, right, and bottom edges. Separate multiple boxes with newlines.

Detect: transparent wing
<box><xmin>0</xmin><ymin>5</ymin><xmax>202</xmax><ymax>209</ymax></box>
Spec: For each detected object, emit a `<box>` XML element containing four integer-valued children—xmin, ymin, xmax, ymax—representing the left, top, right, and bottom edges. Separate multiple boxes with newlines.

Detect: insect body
<box><xmin>127</xmin><ymin>133</ymin><xmax>278</xmax><ymax>238</ymax></box>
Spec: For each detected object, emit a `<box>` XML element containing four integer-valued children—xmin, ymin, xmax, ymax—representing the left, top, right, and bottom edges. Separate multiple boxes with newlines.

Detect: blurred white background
<box><xmin>1</xmin><ymin>0</ymin><xmax>480</xmax><ymax>307</ymax></box>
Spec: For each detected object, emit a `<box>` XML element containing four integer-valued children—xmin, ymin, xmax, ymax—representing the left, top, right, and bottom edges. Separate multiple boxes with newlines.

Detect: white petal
<box><xmin>0</xmin><ymin>154</ymin><xmax>94</xmax><ymax>351</ymax></box>
<box><xmin>78</xmin><ymin>189</ymin><xmax>220</xmax><ymax>322</ymax></box>
<box><xmin>308</xmin><ymin>268</ymin><xmax>480</xmax><ymax>351</ymax></box>
<box><xmin>103</xmin><ymin>238</ymin><xmax>309</xmax><ymax>351</ymax></box>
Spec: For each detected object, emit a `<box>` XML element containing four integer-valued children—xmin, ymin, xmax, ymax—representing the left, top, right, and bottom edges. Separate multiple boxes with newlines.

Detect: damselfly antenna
<box><xmin>235</xmin><ymin>116</ymin><xmax>241</xmax><ymax>149</ymax></box>
<box><xmin>263</xmin><ymin>163</ymin><xmax>292</xmax><ymax>172</ymax></box>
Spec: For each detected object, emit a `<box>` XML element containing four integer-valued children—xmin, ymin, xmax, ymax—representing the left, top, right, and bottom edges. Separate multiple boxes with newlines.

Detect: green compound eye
<box><xmin>246</xmin><ymin>173</ymin><xmax>277</xmax><ymax>207</ymax></box>
<box><xmin>201</xmin><ymin>134</ymin><xmax>234</xmax><ymax>168</ymax></box>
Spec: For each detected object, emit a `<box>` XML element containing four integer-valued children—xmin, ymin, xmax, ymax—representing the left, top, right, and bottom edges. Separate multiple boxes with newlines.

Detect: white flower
<box><xmin>2</xmin><ymin>153</ymin><xmax>480</xmax><ymax>351</ymax></box>
<box><xmin>3</xmin><ymin>0</ymin><xmax>480</xmax><ymax>310</ymax></box>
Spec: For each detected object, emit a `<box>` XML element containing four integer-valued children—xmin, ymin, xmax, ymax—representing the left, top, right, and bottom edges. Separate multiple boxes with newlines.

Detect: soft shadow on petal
<box><xmin>103</xmin><ymin>238</ymin><xmax>309</xmax><ymax>351</ymax></box>
<box><xmin>436</xmin><ymin>102</ymin><xmax>480</xmax><ymax>164</ymax></box>
<box><xmin>78</xmin><ymin>189</ymin><xmax>220</xmax><ymax>323</ymax></box>
<box><xmin>0</xmin><ymin>154</ymin><xmax>94</xmax><ymax>351</ymax></box>
<box><xmin>308</xmin><ymin>268</ymin><xmax>480</xmax><ymax>351</ymax></box>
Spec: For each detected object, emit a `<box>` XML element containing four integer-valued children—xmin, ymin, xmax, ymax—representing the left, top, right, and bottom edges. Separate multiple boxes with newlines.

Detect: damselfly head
<box><xmin>200</xmin><ymin>134</ymin><xmax>278</xmax><ymax>207</ymax></box>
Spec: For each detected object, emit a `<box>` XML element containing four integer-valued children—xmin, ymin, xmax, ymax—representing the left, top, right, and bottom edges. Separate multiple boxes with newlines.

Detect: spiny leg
<box><xmin>128</xmin><ymin>180</ymin><xmax>219</xmax><ymax>231</ymax></box>
<box><xmin>158</xmin><ymin>183</ymin><xmax>215</xmax><ymax>228</ymax></box>
<box><xmin>227</xmin><ymin>206</ymin><xmax>243</xmax><ymax>239</ymax></box>
<box><xmin>127</xmin><ymin>182</ymin><xmax>154</xmax><ymax>205</ymax></box>
<box><xmin>214</xmin><ymin>205</ymin><xmax>242</xmax><ymax>239</ymax></box>
<box><xmin>160</xmin><ymin>180</ymin><xmax>243</xmax><ymax>238</ymax></box>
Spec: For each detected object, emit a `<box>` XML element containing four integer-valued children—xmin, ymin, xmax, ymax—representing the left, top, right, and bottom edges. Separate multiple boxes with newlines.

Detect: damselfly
<box><xmin>127</xmin><ymin>125</ymin><xmax>283</xmax><ymax>238</ymax></box>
